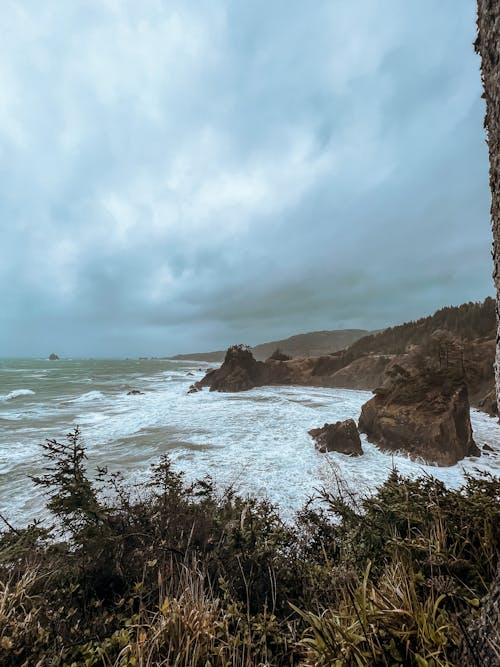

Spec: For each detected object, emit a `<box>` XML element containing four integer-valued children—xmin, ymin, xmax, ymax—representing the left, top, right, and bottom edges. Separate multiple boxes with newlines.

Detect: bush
<box><xmin>0</xmin><ymin>428</ymin><xmax>498</xmax><ymax>665</ymax></box>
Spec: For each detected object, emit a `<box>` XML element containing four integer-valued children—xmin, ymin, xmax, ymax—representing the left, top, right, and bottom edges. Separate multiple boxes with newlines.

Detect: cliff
<box><xmin>358</xmin><ymin>339</ymin><xmax>481</xmax><ymax>466</ymax></box>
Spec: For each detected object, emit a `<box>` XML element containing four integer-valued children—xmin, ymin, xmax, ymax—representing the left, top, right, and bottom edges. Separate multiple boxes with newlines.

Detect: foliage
<box><xmin>0</xmin><ymin>428</ymin><xmax>498</xmax><ymax>665</ymax></box>
<box><xmin>268</xmin><ymin>348</ymin><xmax>292</xmax><ymax>361</ymax></box>
<box><xmin>345</xmin><ymin>297</ymin><xmax>495</xmax><ymax>359</ymax></box>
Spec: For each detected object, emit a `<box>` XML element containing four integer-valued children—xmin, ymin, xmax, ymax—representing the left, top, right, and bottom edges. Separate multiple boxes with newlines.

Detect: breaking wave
<box><xmin>73</xmin><ymin>390</ymin><xmax>105</xmax><ymax>403</ymax></box>
<box><xmin>0</xmin><ymin>389</ymin><xmax>35</xmax><ymax>402</ymax></box>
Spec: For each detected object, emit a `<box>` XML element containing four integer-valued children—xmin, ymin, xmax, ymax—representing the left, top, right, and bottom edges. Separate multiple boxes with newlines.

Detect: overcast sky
<box><xmin>0</xmin><ymin>0</ymin><xmax>493</xmax><ymax>357</ymax></box>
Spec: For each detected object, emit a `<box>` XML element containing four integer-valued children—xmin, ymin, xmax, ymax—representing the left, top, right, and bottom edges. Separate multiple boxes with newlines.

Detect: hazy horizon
<box><xmin>0</xmin><ymin>294</ymin><xmax>493</xmax><ymax>359</ymax></box>
<box><xmin>1</xmin><ymin>1</ymin><xmax>493</xmax><ymax>357</ymax></box>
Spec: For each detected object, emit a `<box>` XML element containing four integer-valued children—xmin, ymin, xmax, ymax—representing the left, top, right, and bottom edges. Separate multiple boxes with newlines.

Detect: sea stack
<box><xmin>49</xmin><ymin>353</ymin><xmax>59</xmax><ymax>361</ymax></box>
<box><xmin>358</xmin><ymin>334</ymin><xmax>480</xmax><ymax>466</ymax></box>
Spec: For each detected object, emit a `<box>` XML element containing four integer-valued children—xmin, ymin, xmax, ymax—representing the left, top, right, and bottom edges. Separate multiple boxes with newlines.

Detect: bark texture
<box><xmin>476</xmin><ymin>0</ymin><xmax>500</xmax><ymax>407</ymax></box>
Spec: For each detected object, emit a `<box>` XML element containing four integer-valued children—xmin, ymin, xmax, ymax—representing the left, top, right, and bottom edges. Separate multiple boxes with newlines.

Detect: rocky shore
<box><xmin>191</xmin><ymin>332</ymin><xmax>491</xmax><ymax>466</ymax></box>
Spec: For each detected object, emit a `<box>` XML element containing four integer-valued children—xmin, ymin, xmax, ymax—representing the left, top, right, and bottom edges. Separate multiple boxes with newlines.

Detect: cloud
<box><xmin>0</xmin><ymin>0</ymin><xmax>492</xmax><ymax>356</ymax></box>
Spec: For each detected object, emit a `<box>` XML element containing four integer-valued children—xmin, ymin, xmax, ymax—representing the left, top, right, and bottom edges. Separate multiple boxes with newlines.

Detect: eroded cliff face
<box><xmin>358</xmin><ymin>351</ymin><xmax>480</xmax><ymax>466</ymax></box>
<box><xmin>476</xmin><ymin>0</ymin><xmax>500</xmax><ymax>406</ymax></box>
<box><xmin>190</xmin><ymin>345</ymin><xmax>392</xmax><ymax>393</ymax></box>
<box><xmin>191</xmin><ymin>340</ymin><xmax>495</xmax><ymax>415</ymax></box>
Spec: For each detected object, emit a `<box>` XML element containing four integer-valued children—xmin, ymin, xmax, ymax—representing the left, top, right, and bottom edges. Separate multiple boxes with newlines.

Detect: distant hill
<box><xmin>251</xmin><ymin>329</ymin><xmax>370</xmax><ymax>360</ymax></box>
<box><xmin>169</xmin><ymin>329</ymin><xmax>371</xmax><ymax>363</ymax></box>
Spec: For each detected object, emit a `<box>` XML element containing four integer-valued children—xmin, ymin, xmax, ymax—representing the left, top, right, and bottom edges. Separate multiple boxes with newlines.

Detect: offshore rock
<box><xmin>193</xmin><ymin>345</ymin><xmax>265</xmax><ymax>392</ymax></box>
<box><xmin>309</xmin><ymin>419</ymin><xmax>363</xmax><ymax>456</ymax></box>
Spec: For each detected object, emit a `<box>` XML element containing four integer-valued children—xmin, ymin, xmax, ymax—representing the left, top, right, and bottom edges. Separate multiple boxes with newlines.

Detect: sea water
<box><xmin>1</xmin><ymin>357</ymin><xmax>499</xmax><ymax>525</ymax></box>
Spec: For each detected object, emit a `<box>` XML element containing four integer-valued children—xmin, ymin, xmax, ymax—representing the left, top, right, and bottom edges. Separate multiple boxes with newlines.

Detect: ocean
<box><xmin>1</xmin><ymin>357</ymin><xmax>499</xmax><ymax>526</ymax></box>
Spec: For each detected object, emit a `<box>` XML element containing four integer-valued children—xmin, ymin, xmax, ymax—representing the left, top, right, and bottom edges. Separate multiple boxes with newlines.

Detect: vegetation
<box><xmin>268</xmin><ymin>348</ymin><xmax>292</xmax><ymax>362</ymax></box>
<box><xmin>0</xmin><ymin>428</ymin><xmax>498</xmax><ymax>666</ymax></box>
<box><xmin>344</xmin><ymin>297</ymin><xmax>495</xmax><ymax>360</ymax></box>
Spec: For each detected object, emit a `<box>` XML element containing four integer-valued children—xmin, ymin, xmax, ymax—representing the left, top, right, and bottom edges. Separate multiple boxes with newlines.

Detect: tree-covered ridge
<box><xmin>345</xmin><ymin>297</ymin><xmax>495</xmax><ymax>359</ymax></box>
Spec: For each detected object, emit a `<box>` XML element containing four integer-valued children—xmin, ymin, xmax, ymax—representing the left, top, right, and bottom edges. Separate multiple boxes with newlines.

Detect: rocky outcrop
<box><xmin>127</xmin><ymin>389</ymin><xmax>144</xmax><ymax>395</ymax></box>
<box><xmin>358</xmin><ymin>347</ymin><xmax>480</xmax><ymax>466</ymax></box>
<box><xmin>309</xmin><ymin>419</ymin><xmax>363</xmax><ymax>456</ymax></box>
<box><xmin>191</xmin><ymin>344</ymin><xmax>392</xmax><ymax>394</ymax></box>
<box><xmin>191</xmin><ymin>337</ymin><xmax>495</xmax><ymax>420</ymax></box>
<box><xmin>464</xmin><ymin>339</ymin><xmax>496</xmax><ymax>410</ymax></box>
<box><xmin>49</xmin><ymin>353</ymin><xmax>59</xmax><ymax>360</ymax></box>
<box><xmin>192</xmin><ymin>345</ymin><xmax>266</xmax><ymax>392</ymax></box>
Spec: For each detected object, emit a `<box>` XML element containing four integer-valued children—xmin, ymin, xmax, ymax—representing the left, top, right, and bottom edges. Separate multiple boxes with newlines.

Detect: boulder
<box><xmin>127</xmin><ymin>389</ymin><xmax>144</xmax><ymax>395</ymax></box>
<box><xmin>49</xmin><ymin>353</ymin><xmax>59</xmax><ymax>361</ymax></box>
<box><xmin>309</xmin><ymin>419</ymin><xmax>363</xmax><ymax>456</ymax></box>
<box><xmin>358</xmin><ymin>349</ymin><xmax>480</xmax><ymax>466</ymax></box>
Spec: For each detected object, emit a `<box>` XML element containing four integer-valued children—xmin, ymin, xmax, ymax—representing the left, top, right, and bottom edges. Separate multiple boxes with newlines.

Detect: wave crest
<box><xmin>73</xmin><ymin>390</ymin><xmax>105</xmax><ymax>403</ymax></box>
<box><xmin>0</xmin><ymin>389</ymin><xmax>35</xmax><ymax>402</ymax></box>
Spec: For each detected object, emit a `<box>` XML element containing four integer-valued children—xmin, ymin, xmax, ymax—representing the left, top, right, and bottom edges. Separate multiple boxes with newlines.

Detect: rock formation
<box><xmin>309</xmin><ymin>419</ymin><xmax>363</xmax><ymax>456</ymax></box>
<box><xmin>326</xmin><ymin>354</ymin><xmax>391</xmax><ymax>390</ymax></box>
<box><xmin>478</xmin><ymin>388</ymin><xmax>498</xmax><ymax>417</ymax></box>
<box><xmin>49</xmin><ymin>353</ymin><xmax>59</xmax><ymax>360</ymax></box>
<box><xmin>190</xmin><ymin>334</ymin><xmax>496</xmax><ymax>416</ymax></box>
<box><xmin>127</xmin><ymin>389</ymin><xmax>144</xmax><ymax>395</ymax></box>
<box><xmin>193</xmin><ymin>345</ymin><xmax>266</xmax><ymax>392</ymax></box>
<box><xmin>358</xmin><ymin>341</ymin><xmax>480</xmax><ymax>466</ymax></box>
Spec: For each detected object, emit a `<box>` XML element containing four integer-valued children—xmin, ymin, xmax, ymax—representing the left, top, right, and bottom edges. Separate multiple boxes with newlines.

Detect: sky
<box><xmin>0</xmin><ymin>0</ymin><xmax>493</xmax><ymax>357</ymax></box>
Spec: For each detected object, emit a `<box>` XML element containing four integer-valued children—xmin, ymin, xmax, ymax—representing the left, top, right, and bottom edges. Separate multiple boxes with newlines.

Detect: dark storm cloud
<box><xmin>0</xmin><ymin>0</ymin><xmax>492</xmax><ymax>357</ymax></box>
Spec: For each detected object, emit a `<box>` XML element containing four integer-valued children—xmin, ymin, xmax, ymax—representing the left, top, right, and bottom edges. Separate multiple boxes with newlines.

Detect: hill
<box><xmin>169</xmin><ymin>329</ymin><xmax>370</xmax><ymax>362</ymax></box>
<box><xmin>343</xmin><ymin>297</ymin><xmax>495</xmax><ymax>362</ymax></box>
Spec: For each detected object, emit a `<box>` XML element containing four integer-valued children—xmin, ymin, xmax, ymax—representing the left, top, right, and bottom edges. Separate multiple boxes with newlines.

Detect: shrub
<box><xmin>0</xmin><ymin>429</ymin><xmax>498</xmax><ymax>665</ymax></box>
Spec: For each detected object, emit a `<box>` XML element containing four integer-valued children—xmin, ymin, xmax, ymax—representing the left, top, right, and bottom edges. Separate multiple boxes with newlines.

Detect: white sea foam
<box><xmin>73</xmin><ymin>390</ymin><xmax>105</xmax><ymax>403</ymax></box>
<box><xmin>1</xmin><ymin>361</ymin><xmax>499</xmax><ymax>526</ymax></box>
<box><xmin>0</xmin><ymin>389</ymin><xmax>35</xmax><ymax>402</ymax></box>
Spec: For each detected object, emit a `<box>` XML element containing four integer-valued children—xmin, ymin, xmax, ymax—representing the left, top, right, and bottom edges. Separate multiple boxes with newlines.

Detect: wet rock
<box><xmin>192</xmin><ymin>345</ymin><xmax>265</xmax><ymax>392</ymax></box>
<box><xmin>127</xmin><ymin>389</ymin><xmax>144</xmax><ymax>395</ymax></box>
<box><xmin>49</xmin><ymin>353</ymin><xmax>59</xmax><ymax>361</ymax></box>
<box><xmin>309</xmin><ymin>419</ymin><xmax>363</xmax><ymax>456</ymax></box>
<box><xmin>483</xmin><ymin>443</ymin><xmax>494</xmax><ymax>452</ymax></box>
<box><xmin>359</xmin><ymin>341</ymin><xmax>480</xmax><ymax>466</ymax></box>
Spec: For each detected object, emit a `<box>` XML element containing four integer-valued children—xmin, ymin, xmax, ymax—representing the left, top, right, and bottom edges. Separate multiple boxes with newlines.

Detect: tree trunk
<box><xmin>476</xmin><ymin>1</ymin><xmax>500</xmax><ymax>407</ymax></box>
